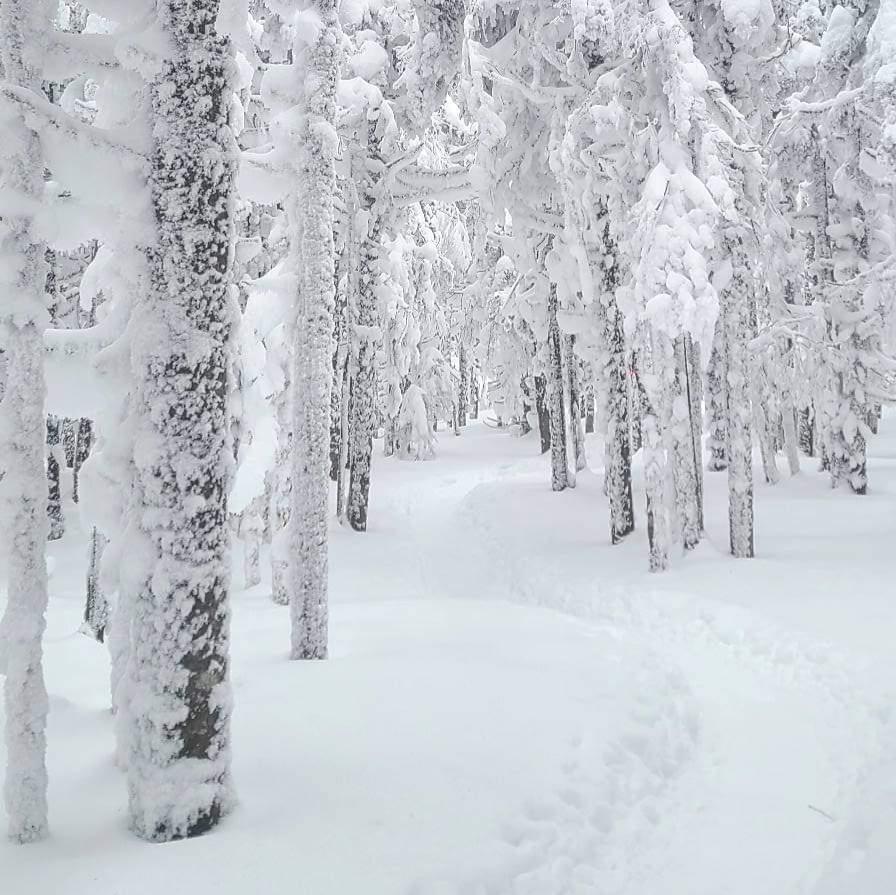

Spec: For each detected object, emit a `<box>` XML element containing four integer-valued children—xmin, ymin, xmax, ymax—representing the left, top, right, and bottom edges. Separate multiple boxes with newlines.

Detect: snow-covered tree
<box><xmin>288</xmin><ymin>0</ymin><xmax>341</xmax><ymax>659</ymax></box>
<box><xmin>0</xmin><ymin>0</ymin><xmax>54</xmax><ymax>844</ymax></box>
<box><xmin>121</xmin><ymin>0</ymin><xmax>238</xmax><ymax>840</ymax></box>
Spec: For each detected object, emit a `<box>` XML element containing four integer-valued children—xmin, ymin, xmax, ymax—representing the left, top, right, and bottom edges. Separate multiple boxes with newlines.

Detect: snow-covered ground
<box><xmin>2</xmin><ymin>417</ymin><xmax>894</xmax><ymax>894</ymax></box>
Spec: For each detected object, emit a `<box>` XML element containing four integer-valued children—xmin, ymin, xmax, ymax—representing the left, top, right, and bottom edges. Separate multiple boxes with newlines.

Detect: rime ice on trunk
<box><xmin>706</xmin><ymin>331</ymin><xmax>728</xmax><ymax>472</ymax></box>
<box><xmin>271</xmin><ymin>380</ymin><xmax>292</xmax><ymax>606</ymax></box>
<box><xmin>534</xmin><ymin>373</ymin><xmax>551</xmax><ymax>454</ymax></box>
<box><xmin>72</xmin><ymin>417</ymin><xmax>92</xmax><ymax>504</ymax></box>
<box><xmin>722</xmin><ymin>247</ymin><xmax>755</xmax><ymax>559</ymax></box>
<box><xmin>124</xmin><ymin>0</ymin><xmax>236</xmax><ymax>841</ymax></box>
<box><xmin>329</xmin><ymin>195</ymin><xmax>352</xmax><ymax>486</ymax></box>
<box><xmin>2</xmin><ymin>325</ymin><xmax>50</xmax><ymax>844</ymax></box>
<box><xmin>565</xmin><ymin>336</ymin><xmax>586</xmax><ymax>473</ymax></box>
<box><xmin>457</xmin><ymin>343</ymin><xmax>468</xmax><ymax>429</ymax></box>
<box><xmin>45</xmin><ymin>417</ymin><xmax>65</xmax><ymax>541</ymax></box>
<box><xmin>83</xmin><ymin>527</ymin><xmax>108</xmax><ymax>643</ymax></box>
<box><xmin>780</xmin><ymin>400</ymin><xmax>801</xmax><ymax>476</ymax></box>
<box><xmin>671</xmin><ymin>336</ymin><xmax>702</xmax><ymax>551</ymax></box>
<box><xmin>799</xmin><ymin>404</ymin><xmax>816</xmax><ymax>456</ymax></box>
<box><xmin>469</xmin><ymin>365</ymin><xmax>479</xmax><ymax>420</ymax></box>
<box><xmin>634</xmin><ymin>355</ymin><xmax>670</xmax><ymax>573</ymax></box>
<box><xmin>547</xmin><ymin>286</ymin><xmax>569</xmax><ymax>491</ymax></box>
<box><xmin>584</xmin><ymin>373</ymin><xmax>595</xmax><ymax>434</ymax></box>
<box><xmin>288</xmin><ymin>0</ymin><xmax>340</xmax><ymax>660</ymax></box>
<box><xmin>0</xmin><ymin>0</ymin><xmax>52</xmax><ymax>843</ymax></box>
<box><xmin>347</xmin><ymin>119</ymin><xmax>383</xmax><ymax>532</ymax></box>
<box><xmin>605</xmin><ymin>307</ymin><xmax>634</xmax><ymax>544</ymax></box>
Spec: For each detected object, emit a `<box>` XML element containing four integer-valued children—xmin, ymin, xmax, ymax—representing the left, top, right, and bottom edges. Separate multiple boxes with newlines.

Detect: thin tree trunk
<box><xmin>606</xmin><ymin>309</ymin><xmax>634</xmax><ymax>543</ymax></box>
<box><xmin>469</xmin><ymin>365</ymin><xmax>479</xmax><ymax>419</ymax></box>
<box><xmin>336</xmin><ymin>371</ymin><xmax>350</xmax><ymax>519</ymax></box>
<box><xmin>634</xmin><ymin>357</ymin><xmax>670</xmax><ymax>572</ymax></box>
<box><xmin>45</xmin><ymin>416</ymin><xmax>65</xmax><ymax>541</ymax></box>
<box><xmin>73</xmin><ymin>416</ymin><xmax>92</xmax><ymax>504</ymax></box>
<box><xmin>271</xmin><ymin>370</ymin><xmax>291</xmax><ymax>605</ymax></box>
<box><xmin>781</xmin><ymin>400</ymin><xmax>801</xmax><ymax>476</ymax></box>
<box><xmin>584</xmin><ymin>373</ymin><xmax>595</xmax><ymax>434</ymax></box>
<box><xmin>83</xmin><ymin>527</ymin><xmax>108</xmax><ymax>643</ymax></box>
<box><xmin>347</xmin><ymin>122</ymin><xmax>383</xmax><ymax>533</ymax></box>
<box><xmin>547</xmin><ymin>286</ymin><xmax>569</xmax><ymax>491</ymax></box>
<box><xmin>722</xmin><ymin>242</ymin><xmax>755</xmax><ymax>558</ymax></box>
<box><xmin>754</xmin><ymin>398</ymin><xmax>781</xmax><ymax>485</ymax></box>
<box><xmin>685</xmin><ymin>336</ymin><xmax>705</xmax><ymax>530</ymax></box>
<box><xmin>670</xmin><ymin>337</ymin><xmax>701</xmax><ymax>551</ymax></box>
<box><xmin>565</xmin><ymin>336</ymin><xmax>587</xmax><ymax>473</ymax></box>
<box><xmin>457</xmin><ymin>343</ymin><xmax>467</xmax><ymax>429</ymax></box>
<box><xmin>329</xmin><ymin>188</ymin><xmax>351</xmax><ymax>483</ymax></box>
<box><xmin>705</xmin><ymin>334</ymin><xmax>727</xmax><ymax>472</ymax></box>
<box><xmin>534</xmin><ymin>374</ymin><xmax>551</xmax><ymax>454</ymax></box>
<box><xmin>519</xmin><ymin>377</ymin><xmax>532</xmax><ymax>436</ymax></box>
<box><xmin>799</xmin><ymin>404</ymin><xmax>816</xmax><ymax>456</ymax></box>
<box><xmin>289</xmin><ymin>0</ymin><xmax>340</xmax><ymax>661</ymax></box>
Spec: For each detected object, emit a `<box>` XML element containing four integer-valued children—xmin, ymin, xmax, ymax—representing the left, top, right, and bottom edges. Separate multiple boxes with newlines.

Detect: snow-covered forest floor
<box><xmin>2</xmin><ymin>417</ymin><xmax>895</xmax><ymax>895</ymax></box>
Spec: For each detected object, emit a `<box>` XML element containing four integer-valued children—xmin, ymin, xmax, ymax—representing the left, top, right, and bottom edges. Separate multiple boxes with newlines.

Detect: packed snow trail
<box><xmin>368</xmin><ymin>421</ymin><xmax>893</xmax><ymax>894</ymax></box>
<box><xmin>1</xmin><ymin>418</ymin><xmax>894</xmax><ymax>894</ymax></box>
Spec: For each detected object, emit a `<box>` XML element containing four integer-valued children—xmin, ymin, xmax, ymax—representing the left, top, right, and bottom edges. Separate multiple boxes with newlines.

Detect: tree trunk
<box><xmin>73</xmin><ymin>416</ymin><xmax>92</xmax><ymax>503</ymax></box>
<box><xmin>271</xmin><ymin>413</ymin><xmax>291</xmax><ymax>606</ymax></box>
<box><xmin>289</xmin><ymin>0</ymin><xmax>340</xmax><ymax>661</ymax></box>
<box><xmin>124</xmin><ymin>0</ymin><xmax>236</xmax><ymax>840</ymax></box>
<box><xmin>45</xmin><ymin>416</ymin><xmax>65</xmax><ymax>541</ymax></box>
<box><xmin>469</xmin><ymin>365</ymin><xmax>479</xmax><ymax>419</ymax></box>
<box><xmin>329</xmin><ymin>290</ymin><xmax>347</xmax><ymax>482</ymax></box>
<box><xmin>547</xmin><ymin>286</ymin><xmax>569</xmax><ymax>491</ymax></box>
<box><xmin>705</xmin><ymin>333</ymin><xmax>727</xmax><ymax>472</ymax></box>
<box><xmin>606</xmin><ymin>309</ymin><xmax>634</xmax><ymax>543</ymax></box>
<box><xmin>457</xmin><ymin>343</ymin><xmax>467</xmax><ymax>429</ymax></box>
<box><xmin>671</xmin><ymin>336</ymin><xmax>702</xmax><ymax>551</ymax></box>
<box><xmin>336</xmin><ymin>371</ymin><xmax>351</xmax><ymax>519</ymax></box>
<box><xmin>347</xmin><ymin>120</ymin><xmax>383</xmax><ymax>533</ymax></box>
<box><xmin>534</xmin><ymin>374</ymin><xmax>551</xmax><ymax>454</ymax></box>
<box><xmin>0</xmin><ymin>0</ymin><xmax>52</xmax><ymax>842</ymax></box>
<box><xmin>584</xmin><ymin>373</ymin><xmax>595</xmax><ymax>434</ymax></box>
<box><xmin>722</xmin><ymin>242</ymin><xmax>755</xmax><ymax>559</ymax></box>
<box><xmin>798</xmin><ymin>404</ymin><xmax>816</xmax><ymax>456</ymax></box>
<box><xmin>83</xmin><ymin>527</ymin><xmax>108</xmax><ymax>643</ymax></box>
<box><xmin>519</xmin><ymin>377</ymin><xmax>532</xmax><ymax>436</ymax></box>
<box><xmin>634</xmin><ymin>357</ymin><xmax>670</xmax><ymax>573</ymax></box>
<box><xmin>565</xmin><ymin>336</ymin><xmax>586</xmax><ymax>473</ymax></box>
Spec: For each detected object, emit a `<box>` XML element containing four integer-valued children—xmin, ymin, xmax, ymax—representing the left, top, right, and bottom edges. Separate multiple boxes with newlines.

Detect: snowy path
<box><xmin>2</xmin><ymin>418</ymin><xmax>894</xmax><ymax>894</ymax></box>
<box><xmin>349</xmin><ymin>421</ymin><xmax>894</xmax><ymax>894</ymax></box>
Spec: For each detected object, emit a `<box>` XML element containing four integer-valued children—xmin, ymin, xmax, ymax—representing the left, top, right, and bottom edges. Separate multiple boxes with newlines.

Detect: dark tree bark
<box><xmin>534</xmin><ymin>374</ymin><xmax>551</xmax><ymax>454</ymax></box>
<box><xmin>45</xmin><ymin>417</ymin><xmax>64</xmax><ymax>541</ymax></box>
<box><xmin>584</xmin><ymin>373</ymin><xmax>595</xmax><ymax>434</ymax></box>
<box><xmin>124</xmin><ymin>0</ymin><xmax>236</xmax><ymax>841</ymax></box>
<box><xmin>347</xmin><ymin>119</ymin><xmax>382</xmax><ymax>533</ymax></box>
<box><xmin>606</xmin><ymin>308</ymin><xmax>634</xmax><ymax>543</ymax></box>
<box><xmin>799</xmin><ymin>404</ymin><xmax>816</xmax><ymax>456</ymax></box>
<box><xmin>83</xmin><ymin>527</ymin><xmax>108</xmax><ymax>643</ymax></box>
<box><xmin>456</xmin><ymin>343</ymin><xmax>467</xmax><ymax>429</ymax></box>
<box><xmin>72</xmin><ymin>417</ymin><xmax>92</xmax><ymax>504</ymax></box>
<box><xmin>547</xmin><ymin>286</ymin><xmax>569</xmax><ymax>491</ymax></box>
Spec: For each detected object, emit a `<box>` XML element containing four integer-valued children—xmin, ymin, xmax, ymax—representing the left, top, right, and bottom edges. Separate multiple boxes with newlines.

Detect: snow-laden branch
<box><xmin>389</xmin><ymin>165</ymin><xmax>477</xmax><ymax>207</ymax></box>
<box><xmin>42</xmin><ymin>32</ymin><xmax>120</xmax><ymax>83</ymax></box>
<box><xmin>0</xmin><ymin>83</ymin><xmax>150</xmax><ymax>162</ymax></box>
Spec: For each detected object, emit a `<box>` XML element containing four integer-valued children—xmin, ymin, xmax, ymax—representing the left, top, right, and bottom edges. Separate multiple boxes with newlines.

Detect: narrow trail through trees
<box><xmin>374</xmin><ymin>421</ymin><xmax>893</xmax><ymax>894</ymax></box>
